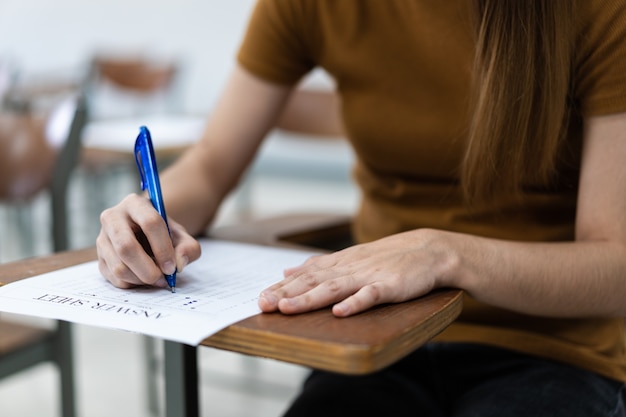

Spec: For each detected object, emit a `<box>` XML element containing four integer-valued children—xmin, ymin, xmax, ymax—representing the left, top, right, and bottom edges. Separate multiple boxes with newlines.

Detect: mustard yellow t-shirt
<box><xmin>237</xmin><ymin>0</ymin><xmax>626</xmax><ymax>382</ymax></box>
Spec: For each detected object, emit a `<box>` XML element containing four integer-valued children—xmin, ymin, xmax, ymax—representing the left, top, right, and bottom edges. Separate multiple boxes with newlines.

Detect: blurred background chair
<box><xmin>0</xmin><ymin>86</ymin><xmax>88</xmax><ymax>417</ymax></box>
<box><xmin>77</xmin><ymin>52</ymin><xmax>191</xmax><ymax>240</ymax></box>
<box><xmin>0</xmin><ymin>90</ymin><xmax>88</xmax><ymax>255</ymax></box>
<box><xmin>86</xmin><ymin>53</ymin><xmax>181</xmax><ymax>119</ymax></box>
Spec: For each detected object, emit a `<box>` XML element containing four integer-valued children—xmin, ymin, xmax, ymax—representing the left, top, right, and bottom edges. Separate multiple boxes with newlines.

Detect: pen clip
<box><xmin>134</xmin><ymin>126</ymin><xmax>170</xmax><ymax>231</ymax></box>
<box><xmin>134</xmin><ymin>126</ymin><xmax>151</xmax><ymax>193</ymax></box>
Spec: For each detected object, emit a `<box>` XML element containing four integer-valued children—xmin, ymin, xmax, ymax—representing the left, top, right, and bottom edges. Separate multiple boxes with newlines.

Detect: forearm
<box><xmin>439</xmin><ymin>230</ymin><xmax>626</xmax><ymax>318</ymax></box>
<box><xmin>160</xmin><ymin>148</ymin><xmax>223</xmax><ymax>236</ymax></box>
<box><xmin>159</xmin><ymin>65</ymin><xmax>293</xmax><ymax>236</ymax></box>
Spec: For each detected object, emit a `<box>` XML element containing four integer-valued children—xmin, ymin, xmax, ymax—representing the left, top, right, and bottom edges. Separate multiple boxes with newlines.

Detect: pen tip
<box><xmin>171</xmin><ymin>287</ymin><xmax>176</xmax><ymax>293</ymax></box>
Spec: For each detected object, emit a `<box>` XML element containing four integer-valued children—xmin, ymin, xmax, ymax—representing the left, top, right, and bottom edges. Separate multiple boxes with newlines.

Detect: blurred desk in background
<box><xmin>81</xmin><ymin>114</ymin><xmax>206</xmax><ymax>169</ymax></box>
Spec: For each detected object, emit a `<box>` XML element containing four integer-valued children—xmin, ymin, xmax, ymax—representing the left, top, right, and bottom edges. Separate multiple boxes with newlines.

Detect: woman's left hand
<box><xmin>258</xmin><ymin>229</ymin><xmax>455</xmax><ymax>317</ymax></box>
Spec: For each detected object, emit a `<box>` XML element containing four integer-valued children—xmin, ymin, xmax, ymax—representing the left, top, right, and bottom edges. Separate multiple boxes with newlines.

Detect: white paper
<box><xmin>0</xmin><ymin>239</ymin><xmax>319</xmax><ymax>346</ymax></box>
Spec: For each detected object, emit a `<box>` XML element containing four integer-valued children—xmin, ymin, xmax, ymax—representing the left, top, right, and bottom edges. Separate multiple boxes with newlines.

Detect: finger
<box><xmin>258</xmin><ymin>275</ymin><xmax>295</xmax><ymax>311</ymax></box>
<box><xmin>97</xmin><ymin>255</ymin><xmax>135</xmax><ymax>289</ymax></box>
<box><xmin>98</xmin><ymin>254</ymin><xmax>161</xmax><ymax>288</ymax></box>
<box><xmin>276</xmin><ymin>274</ymin><xmax>359</xmax><ymax>314</ymax></box>
<box><xmin>258</xmin><ymin>264</ymin><xmax>314</xmax><ymax>311</ymax></box>
<box><xmin>268</xmin><ymin>269</ymin><xmax>328</xmax><ymax>301</ymax></box>
<box><xmin>332</xmin><ymin>282</ymin><xmax>392</xmax><ymax>317</ymax></box>
<box><xmin>258</xmin><ymin>272</ymin><xmax>305</xmax><ymax>312</ymax></box>
<box><xmin>99</xmin><ymin>206</ymin><xmax>165</xmax><ymax>285</ymax></box>
<box><xmin>258</xmin><ymin>291</ymin><xmax>280</xmax><ymax>312</ymax></box>
<box><xmin>261</xmin><ymin>274</ymin><xmax>296</xmax><ymax>294</ymax></box>
<box><xmin>169</xmin><ymin>220</ymin><xmax>202</xmax><ymax>273</ymax></box>
<box><xmin>114</xmin><ymin>194</ymin><xmax>177</xmax><ymax>276</ymax></box>
<box><xmin>259</xmin><ymin>254</ymin><xmax>337</xmax><ymax>312</ymax></box>
<box><xmin>132</xmin><ymin>207</ymin><xmax>177</xmax><ymax>275</ymax></box>
<box><xmin>96</xmin><ymin>232</ymin><xmax>165</xmax><ymax>288</ymax></box>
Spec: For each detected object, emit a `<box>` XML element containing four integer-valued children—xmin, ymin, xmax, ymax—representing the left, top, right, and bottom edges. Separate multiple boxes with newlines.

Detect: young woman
<box><xmin>97</xmin><ymin>1</ymin><xmax>626</xmax><ymax>415</ymax></box>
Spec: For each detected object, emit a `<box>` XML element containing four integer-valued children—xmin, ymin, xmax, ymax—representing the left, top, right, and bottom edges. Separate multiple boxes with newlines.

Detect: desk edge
<box><xmin>203</xmin><ymin>290</ymin><xmax>463</xmax><ymax>374</ymax></box>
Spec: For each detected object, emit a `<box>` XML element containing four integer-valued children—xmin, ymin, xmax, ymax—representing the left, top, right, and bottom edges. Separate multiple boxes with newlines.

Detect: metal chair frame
<box><xmin>0</xmin><ymin>92</ymin><xmax>88</xmax><ymax>417</ymax></box>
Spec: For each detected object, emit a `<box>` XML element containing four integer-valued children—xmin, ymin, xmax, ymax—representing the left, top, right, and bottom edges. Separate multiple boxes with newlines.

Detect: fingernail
<box><xmin>260</xmin><ymin>292</ymin><xmax>278</xmax><ymax>306</ymax></box>
<box><xmin>333</xmin><ymin>303</ymin><xmax>349</xmax><ymax>316</ymax></box>
<box><xmin>163</xmin><ymin>261</ymin><xmax>176</xmax><ymax>275</ymax></box>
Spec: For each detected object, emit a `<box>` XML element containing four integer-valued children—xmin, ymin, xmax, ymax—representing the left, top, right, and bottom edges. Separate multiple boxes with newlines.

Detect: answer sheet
<box><xmin>0</xmin><ymin>239</ymin><xmax>319</xmax><ymax>345</ymax></box>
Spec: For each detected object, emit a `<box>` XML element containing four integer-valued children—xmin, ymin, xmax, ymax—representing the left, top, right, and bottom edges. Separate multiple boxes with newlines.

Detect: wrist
<box><xmin>414</xmin><ymin>228</ymin><xmax>465</xmax><ymax>291</ymax></box>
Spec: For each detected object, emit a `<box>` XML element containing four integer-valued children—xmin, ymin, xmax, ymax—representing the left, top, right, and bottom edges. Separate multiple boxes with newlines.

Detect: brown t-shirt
<box><xmin>237</xmin><ymin>0</ymin><xmax>626</xmax><ymax>382</ymax></box>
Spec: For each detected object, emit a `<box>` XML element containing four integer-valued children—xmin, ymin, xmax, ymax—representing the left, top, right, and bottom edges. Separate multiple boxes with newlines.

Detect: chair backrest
<box><xmin>0</xmin><ymin>93</ymin><xmax>87</xmax><ymax>199</ymax></box>
<box><xmin>50</xmin><ymin>93</ymin><xmax>88</xmax><ymax>251</ymax></box>
<box><xmin>92</xmin><ymin>56</ymin><xmax>177</xmax><ymax>92</ymax></box>
<box><xmin>87</xmin><ymin>54</ymin><xmax>180</xmax><ymax>119</ymax></box>
<box><xmin>0</xmin><ymin>91</ymin><xmax>88</xmax><ymax>251</ymax></box>
<box><xmin>0</xmin><ymin>112</ymin><xmax>55</xmax><ymax>201</ymax></box>
<box><xmin>50</xmin><ymin>93</ymin><xmax>88</xmax><ymax>195</ymax></box>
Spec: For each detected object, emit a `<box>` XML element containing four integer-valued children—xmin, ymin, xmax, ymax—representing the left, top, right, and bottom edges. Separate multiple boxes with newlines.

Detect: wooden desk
<box><xmin>0</xmin><ymin>214</ymin><xmax>462</xmax><ymax>417</ymax></box>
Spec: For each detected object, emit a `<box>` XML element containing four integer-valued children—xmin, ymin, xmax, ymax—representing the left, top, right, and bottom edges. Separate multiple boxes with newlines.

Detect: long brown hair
<box><xmin>462</xmin><ymin>0</ymin><xmax>575</xmax><ymax>203</ymax></box>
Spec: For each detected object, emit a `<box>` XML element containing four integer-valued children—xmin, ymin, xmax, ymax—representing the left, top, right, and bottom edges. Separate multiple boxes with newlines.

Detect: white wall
<box><xmin>0</xmin><ymin>0</ymin><xmax>257</xmax><ymax>113</ymax></box>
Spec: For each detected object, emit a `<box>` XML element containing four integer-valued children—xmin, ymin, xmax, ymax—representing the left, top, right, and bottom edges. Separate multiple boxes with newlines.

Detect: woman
<box><xmin>97</xmin><ymin>1</ymin><xmax>626</xmax><ymax>415</ymax></box>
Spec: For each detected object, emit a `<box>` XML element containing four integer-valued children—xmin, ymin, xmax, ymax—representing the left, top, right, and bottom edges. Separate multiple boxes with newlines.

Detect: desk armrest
<box><xmin>206</xmin><ymin>213</ymin><xmax>463</xmax><ymax>375</ymax></box>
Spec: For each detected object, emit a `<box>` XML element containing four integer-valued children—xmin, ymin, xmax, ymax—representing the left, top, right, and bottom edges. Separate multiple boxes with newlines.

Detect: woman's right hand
<box><xmin>96</xmin><ymin>193</ymin><xmax>202</xmax><ymax>289</ymax></box>
<box><xmin>95</xmin><ymin>65</ymin><xmax>293</xmax><ymax>289</ymax></box>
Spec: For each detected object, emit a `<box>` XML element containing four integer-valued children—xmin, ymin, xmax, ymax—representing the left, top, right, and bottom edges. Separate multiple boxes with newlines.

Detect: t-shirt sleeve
<box><xmin>237</xmin><ymin>0</ymin><xmax>317</xmax><ymax>86</ymax></box>
<box><xmin>576</xmin><ymin>0</ymin><xmax>626</xmax><ymax>116</ymax></box>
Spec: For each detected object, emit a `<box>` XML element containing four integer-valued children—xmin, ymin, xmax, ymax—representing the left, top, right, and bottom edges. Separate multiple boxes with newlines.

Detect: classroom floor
<box><xmin>0</xmin><ymin>159</ymin><xmax>359</xmax><ymax>417</ymax></box>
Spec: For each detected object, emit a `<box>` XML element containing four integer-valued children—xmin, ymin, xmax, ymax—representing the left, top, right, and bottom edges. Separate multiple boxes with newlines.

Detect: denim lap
<box><xmin>282</xmin><ymin>343</ymin><xmax>625</xmax><ymax>417</ymax></box>
<box><xmin>446</xmin><ymin>344</ymin><xmax>626</xmax><ymax>417</ymax></box>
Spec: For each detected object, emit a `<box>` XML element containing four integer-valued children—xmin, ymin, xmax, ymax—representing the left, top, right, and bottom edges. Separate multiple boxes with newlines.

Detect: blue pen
<box><xmin>134</xmin><ymin>126</ymin><xmax>177</xmax><ymax>293</ymax></box>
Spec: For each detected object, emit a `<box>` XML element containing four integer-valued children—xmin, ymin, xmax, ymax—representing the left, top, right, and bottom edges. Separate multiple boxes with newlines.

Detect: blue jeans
<box><xmin>283</xmin><ymin>343</ymin><xmax>626</xmax><ymax>417</ymax></box>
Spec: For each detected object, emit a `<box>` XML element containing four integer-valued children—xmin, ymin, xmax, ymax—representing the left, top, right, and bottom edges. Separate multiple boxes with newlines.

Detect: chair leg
<box><xmin>51</xmin><ymin>187</ymin><xmax>69</xmax><ymax>253</ymax></box>
<box><xmin>15</xmin><ymin>203</ymin><xmax>36</xmax><ymax>257</ymax></box>
<box><xmin>54</xmin><ymin>321</ymin><xmax>77</xmax><ymax>417</ymax></box>
<box><xmin>164</xmin><ymin>341</ymin><xmax>199</xmax><ymax>417</ymax></box>
<box><xmin>144</xmin><ymin>336</ymin><xmax>162</xmax><ymax>416</ymax></box>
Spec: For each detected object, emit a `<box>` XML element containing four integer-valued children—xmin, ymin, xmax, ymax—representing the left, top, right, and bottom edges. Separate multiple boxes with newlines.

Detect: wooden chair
<box><xmin>78</xmin><ymin>53</ymin><xmax>186</xmax><ymax>243</ymax></box>
<box><xmin>0</xmin><ymin>91</ymin><xmax>88</xmax><ymax>417</ymax></box>
<box><xmin>0</xmin><ymin>91</ymin><xmax>88</xmax><ymax>253</ymax></box>
<box><xmin>86</xmin><ymin>53</ymin><xmax>180</xmax><ymax>119</ymax></box>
